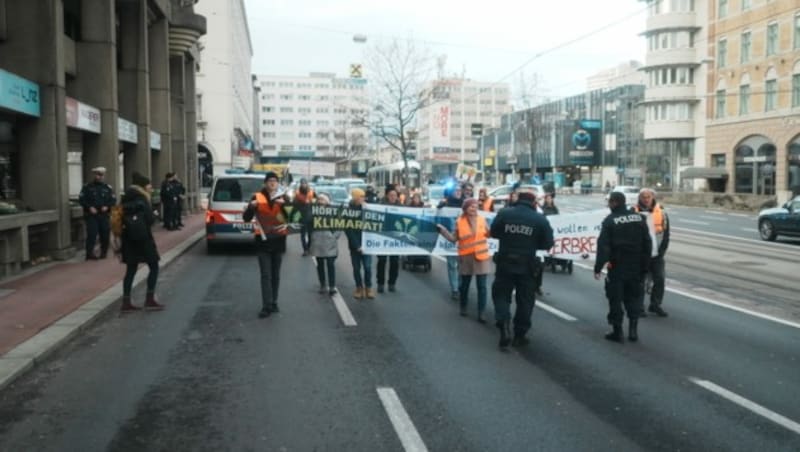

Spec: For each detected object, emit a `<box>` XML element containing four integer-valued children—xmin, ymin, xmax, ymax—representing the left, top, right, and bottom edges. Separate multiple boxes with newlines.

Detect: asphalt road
<box><xmin>0</xmin><ymin>234</ymin><xmax>798</xmax><ymax>451</ymax></box>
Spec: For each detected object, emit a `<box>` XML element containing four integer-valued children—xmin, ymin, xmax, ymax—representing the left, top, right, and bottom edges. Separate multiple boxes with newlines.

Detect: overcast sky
<box><xmin>245</xmin><ymin>0</ymin><xmax>646</xmax><ymax>105</ymax></box>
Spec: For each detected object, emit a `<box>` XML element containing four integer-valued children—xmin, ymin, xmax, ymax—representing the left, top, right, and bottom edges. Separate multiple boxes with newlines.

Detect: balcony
<box><xmin>168</xmin><ymin>8</ymin><xmax>206</xmax><ymax>56</ymax></box>
<box><xmin>645</xmin><ymin>12</ymin><xmax>700</xmax><ymax>32</ymax></box>
<box><xmin>644</xmin><ymin>85</ymin><xmax>698</xmax><ymax>102</ymax></box>
<box><xmin>645</xmin><ymin>48</ymin><xmax>698</xmax><ymax>68</ymax></box>
<box><xmin>644</xmin><ymin>120</ymin><xmax>695</xmax><ymax>140</ymax></box>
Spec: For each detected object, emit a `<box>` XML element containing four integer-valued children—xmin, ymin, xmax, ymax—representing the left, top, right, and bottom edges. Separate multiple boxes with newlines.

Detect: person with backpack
<box><xmin>119</xmin><ymin>172</ymin><xmax>164</xmax><ymax>313</ymax></box>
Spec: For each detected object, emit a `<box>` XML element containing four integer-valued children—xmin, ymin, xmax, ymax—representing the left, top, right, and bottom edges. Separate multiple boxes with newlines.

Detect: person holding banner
<box><xmin>438</xmin><ymin>185</ymin><xmax>465</xmax><ymax>300</ymax></box>
<box><xmin>376</xmin><ymin>185</ymin><xmax>402</xmax><ymax>293</ymax></box>
<box><xmin>490</xmin><ymin>187</ymin><xmax>554</xmax><ymax>350</ymax></box>
<box><xmin>310</xmin><ymin>194</ymin><xmax>342</xmax><ymax>296</ymax></box>
<box><xmin>478</xmin><ymin>188</ymin><xmax>494</xmax><ymax>212</ymax></box>
<box><xmin>594</xmin><ymin>191</ymin><xmax>652</xmax><ymax>343</ymax></box>
<box><xmin>345</xmin><ymin>188</ymin><xmax>374</xmax><ymax>300</ymax></box>
<box><xmin>293</xmin><ymin>178</ymin><xmax>315</xmax><ymax>256</ymax></box>
<box><xmin>243</xmin><ymin>171</ymin><xmax>291</xmax><ymax>318</ymax></box>
<box><xmin>436</xmin><ymin>198</ymin><xmax>491</xmax><ymax>323</ymax></box>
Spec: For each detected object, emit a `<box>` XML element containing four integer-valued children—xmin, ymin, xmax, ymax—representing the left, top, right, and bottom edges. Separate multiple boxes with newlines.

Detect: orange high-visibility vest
<box><xmin>456</xmin><ymin>215</ymin><xmax>490</xmax><ymax>261</ymax></box>
<box><xmin>253</xmin><ymin>192</ymin><xmax>288</xmax><ymax>238</ymax></box>
<box><xmin>634</xmin><ymin>204</ymin><xmax>665</xmax><ymax>233</ymax></box>
<box><xmin>480</xmin><ymin>198</ymin><xmax>494</xmax><ymax>212</ymax></box>
<box><xmin>294</xmin><ymin>189</ymin><xmax>314</xmax><ymax>204</ymax></box>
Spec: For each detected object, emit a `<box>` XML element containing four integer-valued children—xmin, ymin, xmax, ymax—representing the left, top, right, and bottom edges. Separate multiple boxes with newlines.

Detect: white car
<box><xmin>605</xmin><ymin>186</ymin><xmax>641</xmax><ymax>203</ymax></box>
<box><xmin>488</xmin><ymin>184</ymin><xmax>545</xmax><ymax>209</ymax></box>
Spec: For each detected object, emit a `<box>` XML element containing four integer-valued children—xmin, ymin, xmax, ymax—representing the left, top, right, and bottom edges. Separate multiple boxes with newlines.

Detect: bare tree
<box><xmin>366</xmin><ymin>38</ymin><xmax>433</xmax><ymax>186</ymax></box>
<box><xmin>324</xmin><ymin>105</ymin><xmax>369</xmax><ymax>161</ymax></box>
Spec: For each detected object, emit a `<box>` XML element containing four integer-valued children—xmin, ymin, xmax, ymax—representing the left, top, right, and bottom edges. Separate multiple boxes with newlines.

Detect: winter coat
<box><xmin>345</xmin><ymin>202</ymin><xmax>364</xmax><ymax>251</ymax></box>
<box><xmin>120</xmin><ymin>185</ymin><xmax>160</xmax><ymax>265</ymax></box>
<box><xmin>310</xmin><ymin>229</ymin><xmax>342</xmax><ymax>258</ymax></box>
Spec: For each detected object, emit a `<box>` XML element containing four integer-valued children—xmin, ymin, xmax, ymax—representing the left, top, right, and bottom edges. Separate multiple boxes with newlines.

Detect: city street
<box><xmin>0</xmin><ymin>196</ymin><xmax>798</xmax><ymax>451</ymax></box>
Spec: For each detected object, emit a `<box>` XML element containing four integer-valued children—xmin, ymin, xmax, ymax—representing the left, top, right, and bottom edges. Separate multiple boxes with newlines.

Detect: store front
<box><xmin>65</xmin><ymin>97</ymin><xmax>101</xmax><ymax>198</ymax></box>
<box><xmin>734</xmin><ymin>135</ymin><xmax>776</xmax><ymax>195</ymax></box>
<box><xmin>788</xmin><ymin>136</ymin><xmax>800</xmax><ymax>197</ymax></box>
<box><xmin>118</xmin><ymin>117</ymin><xmax>138</xmax><ymax>192</ymax></box>
<box><xmin>0</xmin><ymin>69</ymin><xmax>40</xmax><ymax>203</ymax></box>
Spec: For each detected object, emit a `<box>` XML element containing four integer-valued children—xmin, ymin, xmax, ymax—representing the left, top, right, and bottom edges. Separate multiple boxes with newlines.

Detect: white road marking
<box><xmin>740</xmin><ymin>227</ymin><xmax>756</xmax><ymax>233</ymax></box>
<box><xmin>536</xmin><ymin>302</ymin><xmax>578</xmax><ymax>322</ymax></box>
<box><xmin>432</xmin><ymin>255</ymin><xmax>447</xmax><ymax>263</ymax></box>
<box><xmin>376</xmin><ymin>387</ymin><xmax>429</xmax><ymax>452</ymax></box>
<box><xmin>728</xmin><ymin>212</ymin><xmax>754</xmax><ymax>218</ymax></box>
<box><xmin>331</xmin><ymin>291</ymin><xmax>357</xmax><ymax>327</ymax></box>
<box><xmin>699</xmin><ymin>215</ymin><xmax>725</xmax><ymax>220</ymax></box>
<box><xmin>572</xmin><ymin>262</ymin><xmax>800</xmax><ymax>330</ymax></box>
<box><xmin>689</xmin><ymin>378</ymin><xmax>800</xmax><ymax>435</ymax></box>
<box><xmin>704</xmin><ymin>210</ymin><xmax>726</xmax><ymax>215</ymax></box>
<box><xmin>675</xmin><ymin>219</ymin><xmax>710</xmax><ymax>226</ymax></box>
<box><xmin>671</xmin><ymin>227</ymin><xmax>800</xmax><ymax>251</ymax></box>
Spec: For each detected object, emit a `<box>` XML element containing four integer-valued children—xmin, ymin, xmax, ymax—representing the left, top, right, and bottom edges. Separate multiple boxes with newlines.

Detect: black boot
<box><xmin>605</xmin><ymin>325</ymin><xmax>624</xmax><ymax>343</ymax></box>
<box><xmin>648</xmin><ymin>304</ymin><xmax>668</xmax><ymax>317</ymax></box>
<box><xmin>498</xmin><ymin>321</ymin><xmax>511</xmax><ymax>350</ymax></box>
<box><xmin>628</xmin><ymin>319</ymin><xmax>638</xmax><ymax>342</ymax></box>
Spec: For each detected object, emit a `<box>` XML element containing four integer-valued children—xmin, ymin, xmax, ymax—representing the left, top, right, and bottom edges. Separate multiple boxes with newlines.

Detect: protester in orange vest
<box><xmin>243</xmin><ymin>171</ymin><xmax>291</xmax><ymax>318</ymax></box>
<box><xmin>632</xmin><ymin>188</ymin><xmax>670</xmax><ymax>317</ymax></box>
<box><xmin>436</xmin><ymin>198</ymin><xmax>491</xmax><ymax>322</ymax></box>
<box><xmin>478</xmin><ymin>187</ymin><xmax>494</xmax><ymax>212</ymax></box>
<box><xmin>294</xmin><ymin>178</ymin><xmax>315</xmax><ymax>256</ymax></box>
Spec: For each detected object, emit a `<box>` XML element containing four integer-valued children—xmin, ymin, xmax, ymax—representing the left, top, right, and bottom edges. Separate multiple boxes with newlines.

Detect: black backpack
<box><xmin>123</xmin><ymin>209</ymin><xmax>149</xmax><ymax>241</ymax></box>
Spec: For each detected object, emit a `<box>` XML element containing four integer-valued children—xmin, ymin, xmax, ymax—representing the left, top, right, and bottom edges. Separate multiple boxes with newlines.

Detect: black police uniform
<box><xmin>594</xmin><ymin>205</ymin><xmax>652</xmax><ymax>342</ymax></box>
<box><xmin>79</xmin><ymin>180</ymin><xmax>116</xmax><ymax>259</ymax></box>
<box><xmin>490</xmin><ymin>196</ymin><xmax>554</xmax><ymax>349</ymax></box>
<box><xmin>169</xmin><ymin>178</ymin><xmax>186</xmax><ymax>228</ymax></box>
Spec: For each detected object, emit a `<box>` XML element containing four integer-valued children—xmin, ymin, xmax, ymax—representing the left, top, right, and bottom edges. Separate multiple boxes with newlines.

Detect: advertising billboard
<box><xmin>569</xmin><ymin>119</ymin><xmax>602</xmax><ymax>166</ymax></box>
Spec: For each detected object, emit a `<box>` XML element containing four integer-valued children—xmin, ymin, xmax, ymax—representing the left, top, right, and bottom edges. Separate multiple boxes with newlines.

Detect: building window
<box><xmin>316</xmin><ymin>120</ymin><xmax>329</xmax><ymax>127</ymax></box>
<box><xmin>741</xmin><ymin>0</ymin><xmax>750</xmax><ymax>10</ymax></box>
<box><xmin>765</xmin><ymin>79</ymin><xmax>777</xmax><ymax>111</ymax></box>
<box><xmin>298</xmin><ymin>120</ymin><xmax>312</xmax><ymax>126</ymax></box>
<box><xmin>298</xmin><ymin>132</ymin><xmax>312</xmax><ymax>139</ymax></box>
<box><xmin>792</xmin><ymin>74</ymin><xmax>800</xmax><ymax>107</ymax></box>
<box><xmin>280</xmin><ymin>119</ymin><xmax>293</xmax><ymax>126</ymax></box>
<box><xmin>795</xmin><ymin>14</ymin><xmax>800</xmax><ymax>49</ymax></box>
<box><xmin>299</xmin><ymin>95</ymin><xmax>311</xmax><ymax>101</ymax></box>
<box><xmin>739</xmin><ymin>85</ymin><xmax>750</xmax><ymax>114</ymax></box>
<box><xmin>716</xmin><ymin>90</ymin><xmax>726</xmax><ymax>118</ymax></box>
<box><xmin>280</xmin><ymin>94</ymin><xmax>292</xmax><ymax>101</ymax></box>
<box><xmin>766</xmin><ymin>23</ymin><xmax>778</xmax><ymax>56</ymax></box>
<box><xmin>740</xmin><ymin>31</ymin><xmax>751</xmax><ymax>63</ymax></box>
<box><xmin>718</xmin><ymin>0</ymin><xmax>727</xmax><ymax>18</ymax></box>
<box><xmin>717</xmin><ymin>39</ymin><xmax>727</xmax><ymax>68</ymax></box>
<box><xmin>264</xmin><ymin>119</ymin><xmax>275</xmax><ymax>125</ymax></box>
<box><xmin>280</xmin><ymin>145</ymin><xmax>293</xmax><ymax>151</ymax></box>
<box><xmin>298</xmin><ymin>107</ymin><xmax>311</xmax><ymax>114</ymax></box>
<box><xmin>264</xmin><ymin>132</ymin><xmax>276</xmax><ymax>138</ymax></box>
<box><xmin>280</xmin><ymin>107</ymin><xmax>293</xmax><ymax>113</ymax></box>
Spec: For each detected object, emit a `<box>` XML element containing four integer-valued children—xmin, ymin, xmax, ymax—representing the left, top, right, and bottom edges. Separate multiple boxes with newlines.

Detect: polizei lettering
<box><xmin>504</xmin><ymin>224</ymin><xmax>533</xmax><ymax>235</ymax></box>
<box><xmin>613</xmin><ymin>214</ymin><xmax>643</xmax><ymax>225</ymax></box>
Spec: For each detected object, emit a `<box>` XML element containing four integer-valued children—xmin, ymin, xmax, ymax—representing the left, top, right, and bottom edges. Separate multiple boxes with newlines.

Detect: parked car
<box><xmin>488</xmin><ymin>184</ymin><xmax>545</xmax><ymax>210</ymax></box>
<box><xmin>314</xmin><ymin>184</ymin><xmax>350</xmax><ymax>206</ymax></box>
<box><xmin>205</xmin><ymin>174</ymin><xmax>266</xmax><ymax>253</ymax></box>
<box><xmin>758</xmin><ymin>196</ymin><xmax>800</xmax><ymax>241</ymax></box>
<box><xmin>423</xmin><ymin>184</ymin><xmax>446</xmax><ymax>204</ymax></box>
<box><xmin>605</xmin><ymin>185</ymin><xmax>641</xmax><ymax>203</ymax></box>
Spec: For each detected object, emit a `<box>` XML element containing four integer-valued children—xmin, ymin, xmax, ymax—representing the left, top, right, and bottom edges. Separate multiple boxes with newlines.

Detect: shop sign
<box><xmin>0</xmin><ymin>69</ymin><xmax>40</xmax><ymax>117</ymax></box>
<box><xmin>150</xmin><ymin>131</ymin><xmax>161</xmax><ymax>150</ymax></box>
<box><xmin>65</xmin><ymin>97</ymin><xmax>101</xmax><ymax>133</ymax></box>
<box><xmin>118</xmin><ymin>117</ymin><xmax>138</xmax><ymax>144</ymax></box>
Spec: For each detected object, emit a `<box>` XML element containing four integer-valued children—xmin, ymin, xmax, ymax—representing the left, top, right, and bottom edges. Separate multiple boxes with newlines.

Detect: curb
<box><xmin>0</xmin><ymin>230</ymin><xmax>205</xmax><ymax>392</ymax></box>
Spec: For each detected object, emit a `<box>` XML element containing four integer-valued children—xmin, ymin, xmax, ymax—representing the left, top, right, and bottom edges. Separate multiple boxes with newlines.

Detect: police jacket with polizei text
<box><xmin>594</xmin><ymin>207</ymin><xmax>652</xmax><ymax>276</ymax></box>
<box><xmin>79</xmin><ymin>180</ymin><xmax>116</xmax><ymax>213</ymax></box>
<box><xmin>489</xmin><ymin>202</ymin><xmax>554</xmax><ymax>273</ymax></box>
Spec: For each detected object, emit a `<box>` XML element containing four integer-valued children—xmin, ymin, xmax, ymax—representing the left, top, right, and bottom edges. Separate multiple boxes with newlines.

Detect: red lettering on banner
<box><xmin>549</xmin><ymin>236</ymin><xmax>597</xmax><ymax>256</ymax></box>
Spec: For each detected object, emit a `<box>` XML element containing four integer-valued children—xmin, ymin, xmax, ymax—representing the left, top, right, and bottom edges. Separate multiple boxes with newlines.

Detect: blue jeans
<box><xmin>350</xmin><ymin>251</ymin><xmax>372</xmax><ymax>288</ymax></box>
<box><xmin>446</xmin><ymin>256</ymin><xmax>459</xmax><ymax>293</ymax></box>
<box><xmin>459</xmin><ymin>274</ymin><xmax>487</xmax><ymax>313</ymax></box>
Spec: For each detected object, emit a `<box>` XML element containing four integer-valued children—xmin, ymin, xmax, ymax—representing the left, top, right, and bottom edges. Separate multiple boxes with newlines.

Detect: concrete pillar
<box><xmin>169</xmin><ymin>54</ymin><xmax>187</xmax><ymax>193</ymax></box>
<box><xmin>74</xmin><ymin>0</ymin><xmax>119</xmax><ymax>192</ymax></box>
<box><xmin>149</xmin><ymin>18</ymin><xmax>171</xmax><ymax>184</ymax></box>
<box><xmin>184</xmin><ymin>57</ymin><xmax>199</xmax><ymax>211</ymax></box>
<box><xmin>0</xmin><ymin>0</ymin><xmax>73</xmax><ymax>258</ymax></box>
<box><xmin>117</xmin><ymin>0</ymin><xmax>150</xmax><ymax>187</ymax></box>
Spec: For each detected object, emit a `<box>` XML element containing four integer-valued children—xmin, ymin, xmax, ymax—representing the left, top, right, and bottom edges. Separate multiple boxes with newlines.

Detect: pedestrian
<box><xmin>345</xmin><ymin>188</ymin><xmax>374</xmax><ymax>300</ymax></box>
<box><xmin>594</xmin><ymin>191</ymin><xmax>652</xmax><ymax>343</ymax></box>
<box><xmin>310</xmin><ymin>194</ymin><xmax>342</xmax><ymax>296</ymax></box>
<box><xmin>407</xmin><ymin>192</ymin><xmax>425</xmax><ymax>207</ymax></box>
<box><xmin>478</xmin><ymin>187</ymin><xmax>494</xmax><ymax>212</ymax></box>
<box><xmin>160</xmin><ymin>172</ymin><xmax>177</xmax><ymax>230</ymax></box>
<box><xmin>490</xmin><ymin>187</ymin><xmax>554</xmax><ymax>350</ymax></box>
<box><xmin>632</xmin><ymin>188</ymin><xmax>670</xmax><ymax>317</ymax></box>
<box><xmin>243</xmin><ymin>171</ymin><xmax>290</xmax><ymax>318</ymax></box>
<box><xmin>79</xmin><ymin>166</ymin><xmax>116</xmax><ymax>260</ymax></box>
<box><xmin>436</xmin><ymin>198</ymin><xmax>491</xmax><ymax>323</ymax></box>
<box><xmin>438</xmin><ymin>185</ymin><xmax>464</xmax><ymax>300</ymax></box>
<box><xmin>119</xmin><ymin>172</ymin><xmax>164</xmax><ymax>312</ymax></box>
<box><xmin>293</xmin><ymin>178</ymin><xmax>315</xmax><ymax>256</ymax></box>
<box><xmin>376</xmin><ymin>185</ymin><xmax>401</xmax><ymax>293</ymax></box>
<box><xmin>365</xmin><ymin>185</ymin><xmax>379</xmax><ymax>203</ymax></box>
<box><xmin>461</xmin><ymin>182</ymin><xmax>474</xmax><ymax>199</ymax></box>
<box><xmin>541</xmin><ymin>193</ymin><xmax>559</xmax><ymax>215</ymax></box>
<box><xmin>170</xmin><ymin>175</ymin><xmax>186</xmax><ymax>229</ymax></box>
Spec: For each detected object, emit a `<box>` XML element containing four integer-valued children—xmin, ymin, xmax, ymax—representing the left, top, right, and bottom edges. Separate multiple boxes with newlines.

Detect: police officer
<box><xmin>79</xmin><ymin>166</ymin><xmax>116</xmax><ymax>260</ymax></box>
<box><xmin>632</xmin><ymin>188</ymin><xmax>670</xmax><ymax>317</ymax></box>
<box><xmin>490</xmin><ymin>187</ymin><xmax>554</xmax><ymax>350</ymax></box>
<box><xmin>594</xmin><ymin>191</ymin><xmax>652</xmax><ymax>343</ymax></box>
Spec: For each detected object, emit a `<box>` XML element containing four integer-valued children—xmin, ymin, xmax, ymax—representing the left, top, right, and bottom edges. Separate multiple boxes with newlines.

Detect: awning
<box><xmin>680</xmin><ymin>167</ymin><xmax>729</xmax><ymax>179</ymax></box>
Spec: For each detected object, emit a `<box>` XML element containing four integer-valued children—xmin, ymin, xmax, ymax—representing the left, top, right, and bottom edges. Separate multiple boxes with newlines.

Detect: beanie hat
<box><xmin>264</xmin><ymin>171</ymin><xmax>279</xmax><ymax>182</ymax></box>
<box><xmin>462</xmin><ymin>198</ymin><xmax>478</xmax><ymax>212</ymax></box>
<box><xmin>351</xmin><ymin>187</ymin><xmax>365</xmax><ymax>199</ymax></box>
<box><xmin>132</xmin><ymin>172</ymin><xmax>150</xmax><ymax>187</ymax></box>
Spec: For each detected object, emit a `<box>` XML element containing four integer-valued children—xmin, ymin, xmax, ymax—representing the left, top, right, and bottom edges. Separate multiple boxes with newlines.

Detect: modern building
<box><xmin>195</xmin><ymin>0</ymin><xmax>254</xmax><ymax>182</ymax></box>
<box><xmin>0</xmin><ymin>0</ymin><xmax>205</xmax><ymax>277</ymax></box>
<box><xmin>587</xmin><ymin>61</ymin><xmax>646</xmax><ymax>91</ymax></box>
<box><xmin>254</xmin><ymin>72</ymin><xmax>370</xmax><ymax>163</ymax></box>
<box><xmin>479</xmin><ymin>85</ymin><xmax>646</xmax><ymax>188</ymax></box>
<box><xmin>416</xmin><ymin>78</ymin><xmax>511</xmax><ymax>181</ymax></box>
<box><xmin>639</xmin><ymin>0</ymin><xmax>709</xmax><ymax>191</ymax></box>
<box><xmin>704</xmin><ymin>0</ymin><xmax>800</xmax><ymax>198</ymax></box>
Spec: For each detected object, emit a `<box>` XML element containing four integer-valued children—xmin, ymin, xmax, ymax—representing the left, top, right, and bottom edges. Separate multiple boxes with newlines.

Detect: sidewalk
<box><xmin>0</xmin><ymin>214</ymin><xmax>206</xmax><ymax>389</ymax></box>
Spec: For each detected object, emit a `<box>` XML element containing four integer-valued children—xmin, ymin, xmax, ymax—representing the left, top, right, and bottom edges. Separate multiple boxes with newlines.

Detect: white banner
<box><xmin>288</xmin><ymin>159</ymin><xmax>336</xmax><ymax>178</ymax></box>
